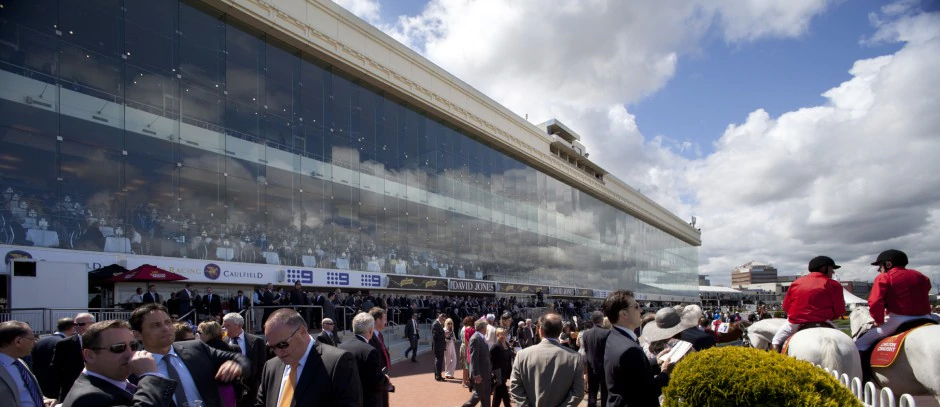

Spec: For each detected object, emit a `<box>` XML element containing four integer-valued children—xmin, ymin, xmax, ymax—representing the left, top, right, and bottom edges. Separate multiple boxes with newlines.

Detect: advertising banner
<box><xmin>281</xmin><ymin>268</ymin><xmax>385</xmax><ymax>290</ymax></box>
<box><xmin>549</xmin><ymin>286</ymin><xmax>578</xmax><ymax>297</ymax></box>
<box><xmin>496</xmin><ymin>283</ymin><xmax>547</xmax><ymax>295</ymax></box>
<box><xmin>126</xmin><ymin>257</ymin><xmax>273</xmax><ymax>285</ymax></box>
<box><xmin>448</xmin><ymin>278</ymin><xmax>496</xmax><ymax>293</ymax></box>
<box><xmin>387</xmin><ymin>274</ymin><xmax>449</xmax><ymax>291</ymax></box>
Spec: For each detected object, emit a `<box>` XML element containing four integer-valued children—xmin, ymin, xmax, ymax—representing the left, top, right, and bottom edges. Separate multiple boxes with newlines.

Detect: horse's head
<box><xmin>849</xmin><ymin>304</ymin><xmax>874</xmax><ymax>339</ymax></box>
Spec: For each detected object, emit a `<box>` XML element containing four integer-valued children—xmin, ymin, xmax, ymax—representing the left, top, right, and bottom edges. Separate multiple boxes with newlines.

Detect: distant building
<box><xmin>841</xmin><ymin>281</ymin><xmax>873</xmax><ymax>300</ymax></box>
<box><xmin>731</xmin><ymin>261</ymin><xmax>779</xmax><ymax>286</ymax></box>
<box><xmin>699</xmin><ymin>275</ymin><xmax>711</xmax><ymax>286</ymax></box>
<box><xmin>776</xmin><ymin>275</ymin><xmax>798</xmax><ymax>283</ymax></box>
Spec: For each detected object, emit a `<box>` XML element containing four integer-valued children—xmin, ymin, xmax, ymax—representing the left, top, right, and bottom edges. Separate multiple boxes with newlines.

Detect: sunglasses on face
<box><xmin>323</xmin><ymin>322</ymin><xmax>334</xmax><ymax>326</ymax></box>
<box><xmin>76</xmin><ymin>322</ymin><xmax>91</xmax><ymax>327</ymax></box>
<box><xmin>266</xmin><ymin>326</ymin><xmax>302</xmax><ymax>350</ymax></box>
<box><xmin>91</xmin><ymin>342</ymin><xmax>141</xmax><ymax>354</ymax></box>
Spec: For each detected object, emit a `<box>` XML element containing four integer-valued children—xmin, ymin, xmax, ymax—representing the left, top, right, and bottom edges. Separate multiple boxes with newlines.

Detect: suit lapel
<box><xmin>173</xmin><ymin>342</ymin><xmax>212</xmax><ymax>403</ymax></box>
<box><xmin>86</xmin><ymin>374</ymin><xmax>133</xmax><ymax>403</ymax></box>
<box><xmin>293</xmin><ymin>342</ymin><xmax>325</xmax><ymax>406</ymax></box>
<box><xmin>0</xmin><ymin>363</ymin><xmax>21</xmax><ymax>406</ymax></box>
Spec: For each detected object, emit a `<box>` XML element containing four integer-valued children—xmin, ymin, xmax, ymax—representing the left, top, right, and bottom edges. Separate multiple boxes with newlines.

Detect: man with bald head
<box><xmin>50</xmin><ymin>312</ymin><xmax>96</xmax><ymax>401</ymax></box>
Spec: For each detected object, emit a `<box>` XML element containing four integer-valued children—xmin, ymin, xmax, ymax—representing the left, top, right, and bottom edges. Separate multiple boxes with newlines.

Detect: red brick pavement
<box><xmin>387</xmin><ymin>350</ymin><xmax>593</xmax><ymax>407</ymax></box>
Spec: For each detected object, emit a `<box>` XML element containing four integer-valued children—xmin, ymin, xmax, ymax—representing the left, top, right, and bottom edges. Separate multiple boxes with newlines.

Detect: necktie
<box><xmin>376</xmin><ymin>332</ymin><xmax>390</xmax><ymax>369</ymax></box>
<box><xmin>125</xmin><ymin>382</ymin><xmax>137</xmax><ymax>394</ymax></box>
<box><xmin>163</xmin><ymin>355</ymin><xmax>190</xmax><ymax>407</ymax></box>
<box><xmin>12</xmin><ymin>360</ymin><xmax>42</xmax><ymax>407</ymax></box>
<box><xmin>279</xmin><ymin>363</ymin><xmax>298</xmax><ymax>407</ymax></box>
<box><xmin>231</xmin><ymin>336</ymin><xmax>244</xmax><ymax>354</ymax></box>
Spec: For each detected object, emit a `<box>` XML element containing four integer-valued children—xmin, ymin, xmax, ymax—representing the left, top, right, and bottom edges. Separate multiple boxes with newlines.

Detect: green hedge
<box><xmin>662</xmin><ymin>347</ymin><xmax>861</xmax><ymax>407</ymax></box>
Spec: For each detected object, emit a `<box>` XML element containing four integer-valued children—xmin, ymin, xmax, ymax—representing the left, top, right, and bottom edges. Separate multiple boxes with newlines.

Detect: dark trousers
<box><xmin>406</xmin><ymin>336</ymin><xmax>419</xmax><ymax>359</ymax></box>
<box><xmin>491</xmin><ymin>383</ymin><xmax>510</xmax><ymax>407</ymax></box>
<box><xmin>587</xmin><ymin>369</ymin><xmax>608</xmax><ymax>407</ymax></box>
<box><xmin>434</xmin><ymin>348</ymin><xmax>445</xmax><ymax>378</ymax></box>
<box><xmin>463</xmin><ymin>382</ymin><xmax>492</xmax><ymax>407</ymax></box>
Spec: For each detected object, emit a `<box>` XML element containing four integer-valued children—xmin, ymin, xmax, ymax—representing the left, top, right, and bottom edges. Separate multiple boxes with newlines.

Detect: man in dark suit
<box><xmin>603</xmin><ymin>290</ymin><xmax>673</xmax><ymax>407</ymax></box>
<box><xmin>177</xmin><ymin>284</ymin><xmax>195</xmax><ymax>321</ymax></box>
<box><xmin>204</xmin><ymin>287</ymin><xmax>223</xmax><ymax>318</ymax></box>
<box><xmin>463</xmin><ymin>319</ymin><xmax>492</xmax><ymax>407</ymax></box>
<box><xmin>339</xmin><ymin>313</ymin><xmax>386</xmax><ymax>407</ymax></box>
<box><xmin>431</xmin><ymin>313</ymin><xmax>446</xmax><ymax>381</ymax></box>
<box><xmin>32</xmin><ymin>317</ymin><xmax>75</xmax><ymax>397</ymax></box>
<box><xmin>315</xmin><ymin>318</ymin><xmax>341</xmax><ymax>347</ymax></box>
<box><xmin>368</xmin><ymin>307</ymin><xmax>392</xmax><ymax>407</ymax></box>
<box><xmin>323</xmin><ymin>292</ymin><xmax>337</xmax><ymax>322</ymax></box>
<box><xmin>221</xmin><ymin>312</ymin><xmax>268</xmax><ymax>407</ymax></box>
<box><xmin>61</xmin><ymin>319</ymin><xmax>177</xmax><ymax>407</ymax></box>
<box><xmin>261</xmin><ymin>283</ymin><xmax>276</xmax><ymax>326</ymax></box>
<box><xmin>289</xmin><ymin>282</ymin><xmax>310</xmax><ymax>327</ymax></box>
<box><xmin>142</xmin><ymin>285</ymin><xmax>161</xmax><ymax>304</ymax></box>
<box><xmin>1</xmin><ymin>321</ymin><xmax>55</xmax><ymax>407</ymax></box>
<box><xmin>580</xmin><ymin>311</ymin><xmax>611</xmax><ymax>407</ymax></box>
<box><xmin>131</xmin><ymin>303</ymin><xmax>248</xmax><ymax>407</ymax></box>
<box><xmin>230</xmin><ymin>290</ymin><xmax>250</xmax><ymax>314</ymax></box>
<box><xmin>50</xmin><ymin>313</ymin><xmax>96</xmax><ymax>402</ymax></box>
<box><xmin>405</xmin><ymin>312</ymin><xmax>420</xmax><ymax>363</ymax></box>
<box><xmin>255</xmin><ymin>309</ymin><xmax>361</xmax><ymax>406</ymax></box>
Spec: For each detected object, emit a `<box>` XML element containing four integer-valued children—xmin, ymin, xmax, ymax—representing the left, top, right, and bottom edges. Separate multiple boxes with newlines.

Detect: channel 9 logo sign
<box><xmin>360</xmin><ymin>274</ymin><xmax>381</xmax><ymax>287</ymax></box>
<box><xmin>286</xmin><ymin>269</ymin><xmax>313</xmax><ymax>285</ymax></box>
<box><xmin>326</xmin><ymin>271</ymin><xmax>350</xmax><ymax>286</ymax></box>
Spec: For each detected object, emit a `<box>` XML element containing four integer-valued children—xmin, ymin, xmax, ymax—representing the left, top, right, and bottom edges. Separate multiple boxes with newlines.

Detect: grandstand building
<box><xmin>0</xmin><ymin>0</ymin><xmax>700</xmax><ymax>304</ymax></box>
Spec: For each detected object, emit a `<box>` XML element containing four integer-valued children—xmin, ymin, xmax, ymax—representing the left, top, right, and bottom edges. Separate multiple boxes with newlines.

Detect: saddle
<box><xmin>868</xmin><ymin>319</ymin><xmax>937</xmax><ymax>368</ymax></box>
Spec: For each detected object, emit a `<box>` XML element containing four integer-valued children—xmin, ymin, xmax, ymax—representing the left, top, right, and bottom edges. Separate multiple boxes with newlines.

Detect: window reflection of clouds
<box><xmin>0</xmin><ymin>0</ymin><xmax>696</xmax><ymax>296</ymax></box>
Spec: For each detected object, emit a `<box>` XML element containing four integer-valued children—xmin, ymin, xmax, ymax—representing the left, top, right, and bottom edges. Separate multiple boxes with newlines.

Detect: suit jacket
<box><xmin>132</xmin><ymin>340</ymin><xmax>249</xmax><ymax>407</ymax></box>
<box><xmin>339</xmin><ymin>336</ymin><xmax>385</xmax><ymax>407</ymax></box>
<box><xmin>509</xmin><ymin>339</ymin><xmax>584</xmax><ymax>407</ymax></box>
<box><xmin>369</xmin><ymin>332</ymin><xmax>390</xmax><ymax>373</ymax></box>
<box><xmin>143</xmin><ymin>292</ymin><xmax>161</xmax><ymax>304</ymax></box>
<box><xmin>254</xmin><ymin>339</ymin><xmax>361</xmax><ymax>407</ymax></box>
<box><xmin>61</xmin><ymin>372</ymin><xmax>177</xmax><ymax>407</ymax></box>
<box><xmin>316</xmin><ymin>331</ymin><xmax>340</xmax><ymax>347</ymax></box>
<box><xmin>289</xmin><ymin>289</ymin><xmax>308</xmax><ymax>307</ymax></box>
<box><xmin>489</xmin><ymin>343</ymin><xmax>512</xmax><ymax>385</ymax></box>
<box><xmin>518</xmin><ymin>326</ymin><xmax>535</xmax><ymax>348</ymax></box>
<box><xmin>230</xmin><ymin>295</ymin><xmax>249</xmax><ymax>313</ymax></box>
<box><xmin>604</xmin><ymin>327</ymin><xmax>668</xmax><ymax>407</ymax></box>
<box><xmin>679</xmin><ymin>327</ymin><xmax>716</xmax><ymax>351</ymax></box>
<box><xmin>0</xmin><ymin>355</ymin><xmax>43</xmax><ymax>407</ymax></box>
<box><xmin>431</xmin><ymin>320</ymin><xmax>446</xmax><ymax>351</ymax></box>
<box><xmin>32</xmin><ymin>332</ymin><xmax>65</xmax><ymax>397</ymax></box>
<box><xmin>322</xmin><ymin>299</ymin><xmax>336</xmax><ymax>321</ymax></box>
<box><xmin>467</xmin><ymin>332</ymin><xmax>491</xmax><ymax>381</ymax></box>
<box><xmin>580</xmin><ymin>327</ymin><xmax>611</xmax><ymax>375</ymax></box>
<box><xmin>205</xmin><ymin>294</ymin><xmax>223</xmax><ymax>316</ymax></box>
<box><xmin>177</xmin><ymin>289</ymin><xmax>194</xmax><ymax>315</ymax></box>
<box><xmin>50</xmin><ymin>334</ymin><xmax>84</xmax><ymax>401</ymax></box>
<box><xmin>405</xmin><ymin>318</ymin><xmax>419</xmax><ymax>340</ymax></box>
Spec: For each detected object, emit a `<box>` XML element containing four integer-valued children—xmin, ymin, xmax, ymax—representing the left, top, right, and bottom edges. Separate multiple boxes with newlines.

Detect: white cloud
<box><xmin>332</xmin><ymin>0</ymin><xmax>940</xmax><ymax>289</ymax></box>
<box><xmin>332</xmin><ymin>0</ymin><xmax>382</xmax><ymax>25</ymax></box>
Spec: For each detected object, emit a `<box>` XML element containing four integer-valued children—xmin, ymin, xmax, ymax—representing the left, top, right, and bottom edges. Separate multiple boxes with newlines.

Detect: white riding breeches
<box><xmin>855</xmin><ymin>313</ymin><xmax>939</xmax><ymax>351</ymax></box>
<box><xmin>772</xmin><ymin>320</ymin><xmax>835</xmax><ymax>347</ymax></box>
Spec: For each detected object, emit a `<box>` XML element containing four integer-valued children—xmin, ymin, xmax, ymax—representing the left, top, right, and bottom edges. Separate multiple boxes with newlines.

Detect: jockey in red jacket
<box><xmin>772</xmin><ymin>256</ymin><xmax>845</xmax><ymax>352</ymax></box>
<box><xmin>856</xmin><ymin>250</ymin><xmax>936</xmax><ymax>350</ymax></box>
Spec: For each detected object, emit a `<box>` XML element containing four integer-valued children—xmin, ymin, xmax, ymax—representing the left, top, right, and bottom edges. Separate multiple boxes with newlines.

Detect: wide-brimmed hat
<box><xmin>643</xmin><ymin>306</ymin><xmax>698</xmax><ymax>342</ymax></box>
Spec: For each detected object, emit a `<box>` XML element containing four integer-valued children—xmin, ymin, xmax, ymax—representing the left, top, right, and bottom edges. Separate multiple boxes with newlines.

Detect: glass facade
<box><xmin>0</xmin><ymin>0</ymin><xmax>696</xmax><ymax>296</ymax></box>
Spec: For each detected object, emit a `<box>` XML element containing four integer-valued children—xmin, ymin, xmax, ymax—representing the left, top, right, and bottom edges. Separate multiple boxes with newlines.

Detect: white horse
<box><xmin>745</xmin><ymin>317</ymin><xmax>862</xmax><ymax>381</ymax></box>
<box><xmin>850</xmin><ymin>304</ymin><xmax>940</xmax><ymax>403</ymax></box>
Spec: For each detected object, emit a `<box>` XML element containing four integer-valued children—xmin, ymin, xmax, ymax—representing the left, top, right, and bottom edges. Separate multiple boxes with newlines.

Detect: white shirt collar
<box><xmin>614</xmin><ymin>324</ymin><xmax>638</xmax><ymax>342</ymax></box>
<box><xmin>83</xmin><ymin>369</ymin><xmax>133</xmax><ymax>393</ymax></box>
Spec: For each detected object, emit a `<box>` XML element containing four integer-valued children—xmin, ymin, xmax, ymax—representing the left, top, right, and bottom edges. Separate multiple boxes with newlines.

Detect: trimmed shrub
<box><xmin>661</xmin><ymin>346</ymin><xmax>861</xmax><ymax>407</ymax></box>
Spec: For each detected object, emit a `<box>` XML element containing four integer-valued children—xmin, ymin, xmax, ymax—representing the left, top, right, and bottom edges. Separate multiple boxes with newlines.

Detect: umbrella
<box><xmin>88</xmin><ymin>264</ymin><xmax>130</xmax><ymax>281</ymax></box>
<box><xmin>109</xmin><ymin>264</ymin><xmax>188</xmax><ymax>282</ymax></box>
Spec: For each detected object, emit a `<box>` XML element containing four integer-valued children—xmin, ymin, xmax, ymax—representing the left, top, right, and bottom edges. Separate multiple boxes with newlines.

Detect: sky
<box><xmin>332</xmin><ymin>0</ymin><xmax>940</xmax><ymax>289</ymax></box>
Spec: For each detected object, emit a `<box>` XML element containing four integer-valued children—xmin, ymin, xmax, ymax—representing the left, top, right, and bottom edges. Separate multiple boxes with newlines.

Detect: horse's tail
<box><xmin>818</xmin><ymin>333</ymin><xmax>859</xmax><ymax>379</ymax></box>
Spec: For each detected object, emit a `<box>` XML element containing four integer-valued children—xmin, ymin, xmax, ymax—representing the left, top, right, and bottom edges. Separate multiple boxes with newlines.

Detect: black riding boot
<box><xmin>859</xmin><ymin>349</ymin><xmax>873</xmax><ymax>384</ymax></box>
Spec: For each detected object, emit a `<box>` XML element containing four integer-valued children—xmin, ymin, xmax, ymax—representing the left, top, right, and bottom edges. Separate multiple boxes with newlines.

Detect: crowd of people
<box><xmin>1</xmin><ymin>249</ymin><xmax>935</xmax><ymax>406</ymax></box>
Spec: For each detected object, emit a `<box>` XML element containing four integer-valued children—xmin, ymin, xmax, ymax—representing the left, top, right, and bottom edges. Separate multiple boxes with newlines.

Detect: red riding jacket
<box><xmin>868</xmin><ymin>267</ymin><xmax>932</xmax><ymax>325</ymax></box>
<box><xmin>782</xmin><ymin>272</ymin><xmax>845</xmax><ymax>324</ymax></box>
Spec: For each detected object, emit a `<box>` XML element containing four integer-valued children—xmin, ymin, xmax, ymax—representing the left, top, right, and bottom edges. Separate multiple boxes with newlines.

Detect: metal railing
<box><xmin>0</xmin><ymin>308</ymin><xmax>132</xmax><ymax>334</ymax></box>
<box><xmin>813</xmin><ymin>364</ymin><xmax>917</xmax><ymax>407</ymax></box>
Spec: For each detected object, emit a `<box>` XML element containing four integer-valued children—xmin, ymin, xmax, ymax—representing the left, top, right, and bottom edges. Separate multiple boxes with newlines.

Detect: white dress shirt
<box><xmin>230</xmin><ymin>332</ymin><xmax>247</xmax><ymax>355</ymax></box>
<box><xmin>276</xmin><ymin>336</ymin><xmax>316</xmax><ymax>406</ymax></box>
<box><xmin>0</xmin><ymin>353</ymin><xmax>37</xmax><ymax>407</ymax></box>
<box><xmin>153</xmin><ymin>347</ymin><xmax>202</xmax><ymax>405</ymax></box>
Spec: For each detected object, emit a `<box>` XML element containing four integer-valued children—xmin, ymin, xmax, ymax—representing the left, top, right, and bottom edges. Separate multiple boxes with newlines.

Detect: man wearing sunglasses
<box><xmin>255</xmin><ymin>308</ymin><xmax>361</xmax><ymax>406</ymax></box>
<box><xmin>130</xmin><ymin>303</ymin><xmax>248</xmax><ymax>407</ymax></box>
<box><xmin>60</xmin><ymin>320</ymin><xmax>177</xmax><ymax>407</ymax></box>
<box><xmin>50</xmin><ymin>313</ymin><xmax>96</xmax><ymax>402</ymax></box>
